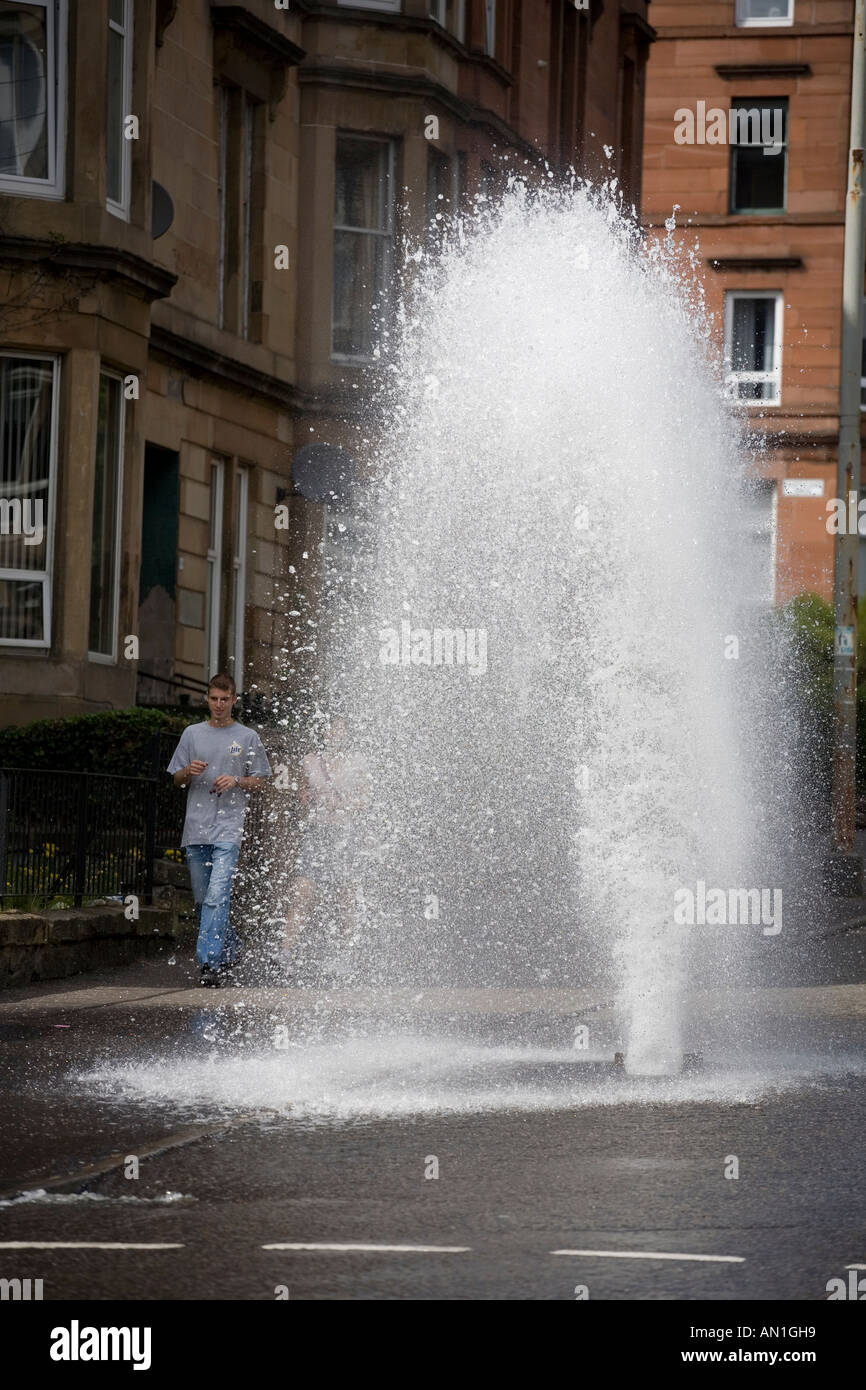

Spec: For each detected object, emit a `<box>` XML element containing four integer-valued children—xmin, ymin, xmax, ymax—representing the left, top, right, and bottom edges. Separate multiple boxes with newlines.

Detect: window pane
<box><xmin>731</xmin><ymin>298</ymin><xmax>776</xmax><ymax>401</ymax></box>
<box><xmin>333</xmin><ymin>229</ymin><xmax>389</xmax><ymax>357</ymax></box>
<box><xmin>109</xmin><ymin>0</ymin><xmax>124</xmax><ymax>24</ymax></box>
<box><xmin>205</xmin><ymin>460</ymin><xmax>223</xmax><ymax>678</ymax></box>
<box><xmin>0</xmin><ymin>577</ymin><xmax>44</xmax><ymax>641</ymax></box>
<box><xmin>335</xmin><ymin>138</ymin><xmax>388</xmax><ymax>230</ymax></box>
<box><xmin>217</xmin><ymin>86</ymin><xmax>228</xmax><ymax>328</ymax></box>
<box><xmin>740</xmin><ymin>0</ymin><xmax>791</xmax><ymax>18</ymax></box>
<box><xmin>89</xmin><ymin>376</ymin><xmax>122</xmax><ymax>655</ymax></box>
<box><xmin>730</xmin><ymin>101</ymin><xmax>787</xmax><ymax>212</ymax></box>
<box><xmin>229</xmin><ymin>469</ymin><xmax>247</xmax><ymax>683</ymax></box>
<box><xmin>333</xmin><ymin>138</ymin><xmax>393</xmax><ymax>358</ymax></box>
<box><xmin>0</xmin><ymin>356</ymin><xmax>52</xmax><ymax>576</ymax></box>
<box><xmin>241</xmin><ymin>98</ymin><xmax>255</xmax><ymax>337</ymax></box>
<box><xmin>0</xmin><ymin>2</ymin><xmax>49</xmax><ymax>179</ymax></box>
<box><xmin>484</xmin><ymin>0</ymin><xmax>495</xmax><ymax>55</ymax></box>
<box><xmin>106</xmin><ymin>24</ymin><xmax>124</xmax><ymax>204</ymax></box>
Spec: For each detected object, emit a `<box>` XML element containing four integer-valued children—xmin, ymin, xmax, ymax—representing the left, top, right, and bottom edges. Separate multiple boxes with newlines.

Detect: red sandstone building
<box><xmin>642</xmin><ymin>0</ymin><xmax>861</xmax><ymax>605</ymax></box>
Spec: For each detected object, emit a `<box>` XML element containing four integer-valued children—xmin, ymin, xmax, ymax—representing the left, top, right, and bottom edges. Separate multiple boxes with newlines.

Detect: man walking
<box><xmin>168</xmin><ymin>674</ymin><xmax>271</xmax><ymax>986</ymax></box>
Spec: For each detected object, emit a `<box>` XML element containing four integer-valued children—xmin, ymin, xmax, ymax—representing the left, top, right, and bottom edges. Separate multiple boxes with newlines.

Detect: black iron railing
<box><xmin>0</xmin><ymin>731</ymin><xmax>282</xmax><ymax>909</ymax></box>
<box><xmin>0</xmin><ymin>768</ymin><xmax>157</xmax><ymax>908</ymax></box>
<box><xmin>150</xmin><ymin>730</ymin><xmax>188</xmax><ymax>850</ymax></box>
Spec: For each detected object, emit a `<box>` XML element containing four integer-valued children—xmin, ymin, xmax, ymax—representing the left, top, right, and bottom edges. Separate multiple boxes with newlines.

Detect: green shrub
<box><xmin>0</xmin><ymin>707</ymin><xmax>197</xmax><ymax>776</ymax></box>
<box><xmin>778</xmin><ymin>591</ymin><xmax>866</xmax><ymax>794</ymax></box>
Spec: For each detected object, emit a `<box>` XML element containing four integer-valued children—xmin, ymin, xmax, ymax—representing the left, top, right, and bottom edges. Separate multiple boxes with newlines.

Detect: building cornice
<box><xmin>294</xmin><ymin>4</ymin><xmax>514</xmax><ymax>84</ymax></box>
<box><xmin>651</xmin><ymin>24</ymin><xmax>852</xmax><ymax>39</ymax></box>
<box><xmin>148</xmin><ymin>325</ymin><xmax>372</xmax><ymax>416</ymax></box>
<box><xmin>149</xmin><ymin>325</ymin><xmax>308</xmax><ymax>409</ymax></box>
<box><xmin>715</xmin><ymin>63</ymin><xmax>811</xmax><ymax>79</ymax></box>
<box><xmin>210</xmin><ymin>4</ymin><xmax>306</xmax><ymax>65</ymax></box>
<box><xmin>707</xmin><ymin>256</ymin><xmax>805</xmax><ymax>271</ymax></box>
<box><xmin>620</xmin><ymin>11</ymin><xmax>658</xmax><ymax>45</ymax></box>
<box><xmin>297</xmin><ymin>62</ymin><xmax>546</xmax><ymax>162</ymax></box>
<box><xmin>748</xmin><ymin>428</ymin><xmax>846</xmax><ymax>450</ymax></box>
<box><xmin>0</xmin><ymin>237</ymin><xmax>177</xmax><ymax>301</ymax></box>
<box><xmin>643</xmin><ymin>213</ymin><xmax>844</xmax><ymax>227</ymax></box>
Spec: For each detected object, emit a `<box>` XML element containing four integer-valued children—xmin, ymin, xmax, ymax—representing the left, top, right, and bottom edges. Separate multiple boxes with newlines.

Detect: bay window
<box><xmin>0</xmin><ymin>0</ymin><xmax>66</xmax><ymax>198</ymax></box>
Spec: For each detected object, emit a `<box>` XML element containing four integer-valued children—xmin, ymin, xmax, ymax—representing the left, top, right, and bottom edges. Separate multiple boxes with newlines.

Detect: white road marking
<box><xmin>0</xmin><ymin>1241</ymin><xmax>184</xmax><ymax>1250</ymax></box>
<box><xmin>552</xmin><ymin>1249</ymin><xmax>744</xmax><ymax>1263</ymax></box>
<box><xmin>262</xmin><ymin>1242</ymin><xmax>470</xmax><ymax>1254</ymax></box>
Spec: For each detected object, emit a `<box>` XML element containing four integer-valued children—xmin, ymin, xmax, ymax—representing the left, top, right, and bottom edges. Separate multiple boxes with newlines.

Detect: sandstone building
<box><xmin>642</xmin><ymin>0</ymin><xmax>862</xmax><ymax>605</ymax></box>
<box><xmin>0</xmin><ymin>0</ymin><xmax>653</xmax><ymax>723</ymax></box>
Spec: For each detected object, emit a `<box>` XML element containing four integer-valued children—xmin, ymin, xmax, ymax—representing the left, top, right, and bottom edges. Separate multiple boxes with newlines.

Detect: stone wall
<box><xmin>0</xmin><ymin>905</ymin><xmax>180</xmax><ymax>991</ymax></box>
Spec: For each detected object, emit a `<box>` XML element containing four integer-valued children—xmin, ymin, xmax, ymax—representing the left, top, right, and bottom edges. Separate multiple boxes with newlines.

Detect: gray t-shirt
<box><xmin>167</xmin><ymin>721</ymin><xmax>271</xmax><ymax>847</ymax></box>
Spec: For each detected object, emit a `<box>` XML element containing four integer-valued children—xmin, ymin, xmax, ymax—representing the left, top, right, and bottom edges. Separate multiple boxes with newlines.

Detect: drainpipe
<box><xmin>829</xmin><ymin>0</ymin><xmax>866</xmax><ymax>893</ymax></box>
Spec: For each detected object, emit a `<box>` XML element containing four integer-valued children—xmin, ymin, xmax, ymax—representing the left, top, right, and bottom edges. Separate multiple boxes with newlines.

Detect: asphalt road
<box><xmin>1</xmin><ymin>937</ymin><xmax>865</xmax><ymax>1302</ymax></box>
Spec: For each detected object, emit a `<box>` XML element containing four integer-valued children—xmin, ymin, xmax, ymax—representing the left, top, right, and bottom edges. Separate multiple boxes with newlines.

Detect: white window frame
<box><xmin>0</xmin><ymin>0</ymin><xmax>67</xmax><ymax>199</ymax></box>
<box><xmin>331</xmin><ymin>134</ymin><xmax>396</xmax><ymax>364</ymax></box>
<box><xmin>735</xmin><ymin>0</ymin><xmax>794</xmax><ymax>28</ymax></box>
<box><xmin>484</xmin><ymin>0</ymin><xmax>496</xmax><ymax>57</ymax></box>
<box><xmin>0</xmin><ymin>351</ymin><xmax>59</xmax><ymax>648</ymax></box>
<box><xmin>88</xmin><ymin>371</ymin><xmax>126</xmax><ymax>663</ymax></box>
<box><xmin>205</xmin><ymin>458</ymin><xmax>224</xmax><ymax>680</ymax></box>
<box><xmin>723</xmin><ymin>290</ymin><xmax>783</xmax><ymax>407</ymax></box>
<box><xmin>106</xmin><ymin>0</ymin><xmax>133</xmax><ymax>219</ymax></box>
<box><xmin>229</xmin><ymin>466</ymin><xmax>248</xmax><ymax>688</ymax></box>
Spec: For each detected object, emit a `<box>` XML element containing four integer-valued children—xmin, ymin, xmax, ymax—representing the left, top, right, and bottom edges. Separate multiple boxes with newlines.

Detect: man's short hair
<box><xmin>208</xmin><ymin>673</ymin><xmax>236</xmax><ymax>695</ymax></box>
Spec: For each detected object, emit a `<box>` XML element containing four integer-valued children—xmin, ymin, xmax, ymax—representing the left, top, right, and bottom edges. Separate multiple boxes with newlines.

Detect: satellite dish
<box><xmin>152</xmin><ymin>181</ymin><xmax>174</xmax><ymax>239</ymax></box>
<box><xmin>292</xmin><ymin>444</ymin><xmax>356</xmax><ymax>509</ymax></box>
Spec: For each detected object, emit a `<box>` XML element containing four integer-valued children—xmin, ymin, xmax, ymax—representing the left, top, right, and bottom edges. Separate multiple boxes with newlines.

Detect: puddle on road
<box><xmin>0</xmin><ymin>1189</ymin><xmax>195</xmax><ymax>1207</ymax></box>
<box><xmin>69</xmin><ymin>1034</ymin><xmax>866</xmax><ymax>1126</ymax></box>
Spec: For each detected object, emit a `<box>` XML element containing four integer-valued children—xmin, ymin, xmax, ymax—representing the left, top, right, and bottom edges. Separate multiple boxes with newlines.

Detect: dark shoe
<box><xmin>199</xmin><ymin>965</ymin><xmax>222</xmax><ymax>988</ymax></box>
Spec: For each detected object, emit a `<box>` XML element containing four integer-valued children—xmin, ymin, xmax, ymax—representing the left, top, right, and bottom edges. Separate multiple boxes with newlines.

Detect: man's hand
<box><xmin>212</xmin><ymin>774</ymin><xmax>240</xmax><ymax>793</ymax></box>
<box><xmin>173</xmin><ymin>760</ymin><xmax>207</xmax><ymax>787</ymax></box>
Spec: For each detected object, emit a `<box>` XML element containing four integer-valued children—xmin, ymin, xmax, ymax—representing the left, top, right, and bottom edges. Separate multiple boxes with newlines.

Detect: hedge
<box><xmin>778</xmin><ymin>591</ymin><xmax>866</xmax><ymax>795</ymax></box>
<box><xmin>0</xmin><ymin>707</ymin><xmax>198</xmax><ymax>777</ymax></box>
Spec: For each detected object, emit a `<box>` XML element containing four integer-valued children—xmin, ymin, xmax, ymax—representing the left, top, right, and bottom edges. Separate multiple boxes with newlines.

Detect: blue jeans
<box><xmin>185</xmin><ymin>843</ymin><xmax>241</xmax><ymax>968</ymax></box>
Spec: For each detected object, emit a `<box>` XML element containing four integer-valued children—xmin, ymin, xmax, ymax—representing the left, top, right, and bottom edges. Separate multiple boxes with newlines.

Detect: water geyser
<box><xmin>283</xmin><ymin>179</ymin><xmax>800</xmax><ymax>1080</ymax></box>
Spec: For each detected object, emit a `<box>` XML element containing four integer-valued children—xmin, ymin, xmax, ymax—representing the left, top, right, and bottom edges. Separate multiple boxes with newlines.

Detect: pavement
<box><xmin>1</xmin><ymin>908</ymin><xmax>865</xmax><ymax>1302</ymax></box>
